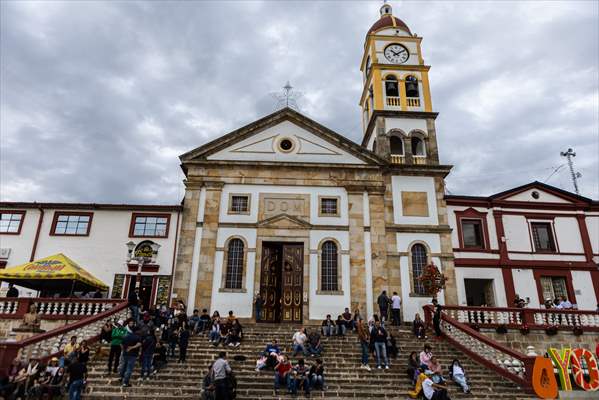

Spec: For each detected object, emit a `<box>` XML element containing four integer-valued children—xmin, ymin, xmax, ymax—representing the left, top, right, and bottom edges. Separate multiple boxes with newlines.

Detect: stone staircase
<box><xmin>84</xmin><ymin>324</ymin><xmax>534</xmax><ymax>399</ymax></box>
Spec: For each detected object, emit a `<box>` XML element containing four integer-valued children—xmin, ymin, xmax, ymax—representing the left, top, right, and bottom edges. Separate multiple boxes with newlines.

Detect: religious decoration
<box><xmin>416</xmin><ymin>262</ymin><xmax>446</xmax><ymax>297</ymax></box>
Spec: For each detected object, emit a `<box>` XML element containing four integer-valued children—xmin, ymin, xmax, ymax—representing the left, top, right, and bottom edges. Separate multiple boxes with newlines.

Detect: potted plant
<box><xmin>545</xmin><ymin>325</ymin><xmax>558</xmax><ymax>336</ymax></box>
<box><xmin>572</xmin><ymin>326</ymin><xmax>583</xmax><ymax>336</ymax></box>
<box><xmin>519</xmin><ymin>324</ymin><xmax>530</xmax><ymax>335</ymax></box>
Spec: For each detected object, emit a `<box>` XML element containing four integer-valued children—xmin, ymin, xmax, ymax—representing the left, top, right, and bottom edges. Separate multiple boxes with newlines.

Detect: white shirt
<box><xmin>292</xmin><ymin>332</ymin><xmax>307</xmax><ymax>345</ymax></box>
<box><xmin>558</xmin><ymin>300</ymin><xmax>572</xmax><ymax>309</ymax></box>
<box><xmin>422</xmin><ymin>378</ymin><xmax>434</xmax><ymax>400</ymax></box>
<box><xmin>391</xmin><ymin>295</ymin><xmax>401</xmax><ymax>309</ymax></box>
<box><xmin>452</xmin><ymin>364</ymin><xmax>464</xmax><ymax>376</ymax></box>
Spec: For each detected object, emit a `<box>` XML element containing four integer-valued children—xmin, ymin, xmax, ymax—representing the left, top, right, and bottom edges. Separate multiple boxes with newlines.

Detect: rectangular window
<box><xmin>130</xmin><ymin>214</ymin><xmax>169</xmax><ymax>238</ymax></box>
<box><xmin>531</xmin><ymin>222</ymin><xmax>556</xmax><ymax>252</ymax></box>
<box><xmin>0</xmin><ymin>211</ymin><xmax>25</xmax><ymax>234</ymax></box>
<box><xmin>540</xmin><ymin>276</ymin><xmax>567</xmax><ymax>300</ymax></box>
<box><xmin>320</xmin><ymin>197</ymin><xmax>339</xmax><ymax>216</ymax></box>
<box><xmin>229</xmin><ymin>195</ymin><xmax>250</xmax><ymax>214</ymax></box>
<box><xmin>52</xmin><ymin>213</ymin><xmax>92</xmax><ymax>236</ymax></box>
<box><xmin>462</xmin><ymin>219</ymin><xmax>484</xmax><ymax>248</ymax></box>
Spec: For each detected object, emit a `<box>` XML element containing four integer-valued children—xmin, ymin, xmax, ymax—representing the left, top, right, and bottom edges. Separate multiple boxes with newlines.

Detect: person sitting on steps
<box><xmin>407</xmin><ymin>351</ymin><xmax>420</xmax><ymax>384</ymax></box>
<box><xmin>291</xmin><ymin>358</ymin><xmax>310</xmax><ymax>396</ymax></box>
<box><xmin>321</xmin><ymin>315</ymin><xmax>335</xmax><ymax>337</ymax></box>
<box><xmin>342</xmin><ymin>308</ymin><xmax>354</xmax><ymax>332</ymax></box>
<box><xmin>292</xmin><ymin>328</ymin><xmax>308</xmax><ymax>356</ymax></box>
<box><xmin>274</xmin><ymin>355</ymin><xmax>293</xmax><ymax>394</ymax></box>
<box><xmin>306</xmin><ymin>329</ymin><xmax>322</xmax><ymax>357</ymax></box>
<box><xmin>422</xmin><ymin>370</ymin><xmax>451</xmax><ymax>400</ymax></box>
<box><xmin>309</xmin><ymin>358</ymin><xmax>325</xmax><ymax>391</ymax></box>
<box><xmin>449</xmin><ymin>359</ymin><xmax>470</xmax><ymax>394</ymax></box>
<box><xmin>335</xmin><ymin>315</ymin><xmax>346</xmax><ymax>336</ymax></box>
<box><xmin>413</xmin><ymin>313</ymin><xmax>427</xmax><ymax>340</ymax></box>
<box><xmin>419</xmin><ymin>344</ymin><xmax>434</xmax><ymax>370</ymax></box>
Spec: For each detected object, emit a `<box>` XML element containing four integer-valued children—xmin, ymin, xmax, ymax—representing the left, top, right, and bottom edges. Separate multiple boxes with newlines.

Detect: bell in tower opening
<box><xmin>405</xmin><ymin>76</ymin><xmax>419</xmax><ymax>98</ymax></box>
<box><xmin>385</xmin><ymin>76</ymin><xmax>399</xmax><ymax>97</ymax></box>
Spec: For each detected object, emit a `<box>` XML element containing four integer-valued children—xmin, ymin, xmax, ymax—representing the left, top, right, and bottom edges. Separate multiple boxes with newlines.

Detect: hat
<box><xmin>117</xmin><ymin>319</ymin><xmax>124</xmax><ymax>326</ymax></box>
<box><xmin>51</xmin><ymin>357</ymin><xmax>58</xmax><ymax>362</ymax></box>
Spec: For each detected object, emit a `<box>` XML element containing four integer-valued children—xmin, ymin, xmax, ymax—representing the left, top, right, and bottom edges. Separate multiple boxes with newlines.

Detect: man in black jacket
<box><xmin>128</xmin><ymin>288</ymin><xmax>140</xmax><ymax>322</ymax></box>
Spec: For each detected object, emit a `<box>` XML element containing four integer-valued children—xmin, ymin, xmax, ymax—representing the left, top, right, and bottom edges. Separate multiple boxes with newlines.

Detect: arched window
<box><xmin>225</xmin><ymin>239</ymin><xmax>244</xmax><ymax>289</ymax></box>
<box><xmin>405</xmin><ymin>75</ymin><xmax>419</xmax><ymax>98</ymax></box>
<box><xmin>390</xmin><ymin>136</ymin><xmax>404</xmax><ymax>155</ymax></box>
<box><xmin>411</xmin><ymin>137</ymin><xmax>425</xmax><ymax>156</ymax></box>
<box><xmin>321</xmin><ymin>241</ymin><xmax>338</xmax><ymax>291</ymax></box>
<box><xmin>411</xmin><ymin>244</ymin><xmax>427</xmax><ymax>295</ymax></box>
<box><xmin>385</xmin><ymin>75</ymin><xmax>399</xmax><ymax>97</ymax></box>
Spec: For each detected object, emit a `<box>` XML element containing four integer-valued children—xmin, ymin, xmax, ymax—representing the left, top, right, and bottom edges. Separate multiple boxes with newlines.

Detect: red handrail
<box><xmin>423</xmin><ymin>304</ymin><xmax>535</xmax><ymax>392</ymax></box>
<box><xmin>0</xmin><ymin>301</ymin><xmax>128</xmax><ymax>375</ymax></box>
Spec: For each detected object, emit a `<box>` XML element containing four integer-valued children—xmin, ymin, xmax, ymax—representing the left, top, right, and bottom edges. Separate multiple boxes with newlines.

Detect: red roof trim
<box><xmin>0</xmin><ymin>202</ymin><xmax>182</xmax><ymax>212</ymax></box>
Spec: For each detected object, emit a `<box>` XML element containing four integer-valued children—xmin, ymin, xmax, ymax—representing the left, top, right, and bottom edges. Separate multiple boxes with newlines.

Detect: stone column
<box><xmin>194</xmin><ymin>181</ymin><xmax>224</xmax><ymax>311</ymax></box>
<box><xmin>435</xmin><ymin>176</ymin><xmax>458</xmax><ymax>305</ymax></box>
<box><xmin>368</xmin><ymin>187</ymin><xmax>389</xmax><ymax>313</ymax></box>
<box><xmin>346</xmin><ymin>187</ymin><xmax>367</xmax><ymax>314</ymax></box>
<box><xmin>172</xmin><ymin>181</ymin><xmax>202</xmax><ymax>305</ymax></box>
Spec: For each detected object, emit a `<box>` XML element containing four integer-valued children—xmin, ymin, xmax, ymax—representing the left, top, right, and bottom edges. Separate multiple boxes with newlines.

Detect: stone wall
<box><xmin>479</xmin><ymin>328</ymin><xmax>599</xmax><ymax>354</ymax></box>
<box><xmin>0</xmin><ymin>319</ymin><xmax>76</xmax><ymax>341</ymax></box>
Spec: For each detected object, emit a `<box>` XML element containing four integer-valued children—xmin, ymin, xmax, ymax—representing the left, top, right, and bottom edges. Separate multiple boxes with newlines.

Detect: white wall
<box><xmin>309</xmin><ymin>230</ymin><xmax>351</xmax><ymax>320</ymax></box>
<box><xmin>210</xmin><ymin>228</ymin><xmax>258</xmax><ymax>317</ymax></box>
<box><xmin>384</xmin><ymin>118</ymin><xmax>428</xmax><ymax>135</ymax></box>
<box><xmin>587</xmin><ymin>215</ymin><xmax>599</xmax><ymax>255</ymax></box>
<box><xmin>554</xmin><ymin>217</ymin><xmax>583</xmax><ymax>253</ymax></box>
<box><xmin>1</xmin><ymin>207</ymin><xmax>180</xmax><ymax>296</ymax></box>
<box><xmin>391</xmin><ymin>176</ymin><xmax>438</xmax><ymax>225</ymax></box>
<box><xmin>454</xmin><ymin>267</ymin><xmax>507</xmax><ymax>307</ymax></box>
<box><xmin>511</xmin><ymin>269</ymin><xmax>539</xmax><ymax>308</ymax></box>
<box><xmin>503</xmin><ymin>215</ymin><xmax>531</xmax><ymax>252</ymax></box>
<box><xmin>506</xmin><ymin>189</ymin><xmax>569</xmax><ymax>203</ymax></box>
<box><xmin>571</xmin><ymin>270</ymin><xmax>597</xmax><ymax>310</ymax></box>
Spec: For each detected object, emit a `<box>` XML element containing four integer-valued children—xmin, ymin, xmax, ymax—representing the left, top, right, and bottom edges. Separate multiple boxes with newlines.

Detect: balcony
<box><xmin>407</xmin><ymin>97</ymin><xmax>420</xmax><ymax>107</ymax></box>
<box><xmin>386</xmin><ymin>96</ymin><xmax>401</xmax><ymax>107</ymax></box>
<box><xmin>390</xmin><ymin>154</ymin><xmax>405</xmax><ymax>164</ymax></box>
<box><xmin>413</xmin><ymin>156</ymin><xmax>427</xmax><ymax>165</ymax></box>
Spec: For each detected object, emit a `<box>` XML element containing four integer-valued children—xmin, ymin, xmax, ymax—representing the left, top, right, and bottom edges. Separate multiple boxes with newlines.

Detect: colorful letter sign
<box><xmin>570</xmin><ymin>348</ymin><xmax>599</xmax><ymax>391</ymax></box>
<box><xmin>532</xmin><ymin>356</ymin><xmax>558</xmax><ymax>399</ymax></box>
<box><xmin>533</xmin><ymin>347</ymin><xmax>599</xmax><ymax>397</ymax></box>
<box><xmin>548</xmin><ymin>348</ymin><xmax>572</xmax><ymax>391</ymax></box>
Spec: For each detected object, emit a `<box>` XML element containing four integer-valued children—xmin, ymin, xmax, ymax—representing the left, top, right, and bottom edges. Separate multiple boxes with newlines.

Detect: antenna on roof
<box><xmin>560</xmin><ymin>148</ymin><xmax>582</xmax><ymax>194</ymax></box>
<box><xmin>270</xmin><ymin>81</ymin><xmax>303</xmax><ymax>111</ymax></box>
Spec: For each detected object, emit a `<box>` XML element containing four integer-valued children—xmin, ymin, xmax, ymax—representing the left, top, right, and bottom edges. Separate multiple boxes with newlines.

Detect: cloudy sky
<box><xmin>1</xmin><ymin>0</ymin><xmax>597</xmax><ymax>204</ymax></box>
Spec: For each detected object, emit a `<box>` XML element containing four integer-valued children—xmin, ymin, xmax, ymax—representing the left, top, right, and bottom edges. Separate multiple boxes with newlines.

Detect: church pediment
<box><xmin>491</xmin><ymin>181</ymin><xmax>590</xmax><ymax>205</ymax></box>
<box><xmin>257</xmin><ymin>214</ymin><xmax>311</xmax><ymax>230</ymax></box>
<box><xmin>179</xmin><ymin>107</ymin><xmax>384</xmax><ymax>167</ymax></box>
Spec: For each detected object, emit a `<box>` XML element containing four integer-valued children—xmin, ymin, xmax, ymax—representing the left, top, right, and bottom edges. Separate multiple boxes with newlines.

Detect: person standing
<box><xmin>432</xmin><ymin>299</ymin><xmax>442</xmax><ymax>338</ymax></box>
<box><xmin>357</xmin><ymin>319</ymin><xmax>371</xmax><ymax>371</ymax></box>
<box><xmin>128</xmin><ymin>288</ymin><xmax>140</xmax><ymax>322</ymax></box>
<box><xmin>377</xmin><ymin>291</ymin><xmax>391</xmax><ymax>323</ymax></box>
<box><xmin>67</xmin><ymin>356</ymin><xmax>87</xmax><ymax>400</ymax></box>
<box><xmin>120</xmin><ymin>320</ymin><xmax>141</xmax><ymax>387</ymax></box>
<box><xmin>255</xmin><ymin>294</ymin><xmax>264</xmax><ymax>322</ymax></box>
<box><xmin>212</xmin><ymin>351</ymin><xmax>232</xmax><ymax>400</ymax></box>
<box><xmin>141</xmin><ymin>331</ymin><xmax>157</xmax><ymax>379</ymax></box>
<box><xmin>391</xmin><ymin>292</ymin><xmax>402</xmax><ymax>326</ymax></box>
<box><xmin>370</xmin><ymin>321</ymin><xmax>389</xmax><ymax>369</ymax></box>
<box><xmin>108</xmin><ymin>319</ymin><xmax>126</xmax><ymax>374</ymax></box>
<box><xmin>6</xmin><ymin>283</ymin><xmax>19</xmax><ymax>298</ymax></box>
<box><xmin>179</xmin><ymin>323</ymin><xmax>190</xmax><ymax>362</ymax></box>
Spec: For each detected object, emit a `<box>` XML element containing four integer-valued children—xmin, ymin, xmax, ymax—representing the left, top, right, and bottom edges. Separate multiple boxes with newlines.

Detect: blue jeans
<box><xmin>337</xmin><ymin>324</ymin><xmax>346</xmax><ymax>336</ymax></box>
<box><xmin>306</xmin><ymin>345</ymin><xmax>322</xmax><ymax>356</ymax></box>
<box><xmin>322</xmin><ymin>326</ymin><xmax>334</xmax><ymax>336</ymax></box>
<box><xmin>292</xmin><ymin>377</ymin><xmax>310</xmax><ymax>394</ymax></box>
<box><xmin>274</xmin><ymin>374</ymin><xmax>292</xmax><ymax>391</ymax></box>
<box><xmin>293</xmin><ymin>344</ymin><xmax>305</xmax><ymax>355</ymax></box>
<box><xmin>310</xmin><ymin>375</ymin><xmax>325</xmax><ymax>390</ymax></box>
<box><xmin>68</xmin><ymin>379</ymin><xmax>84</xmax><ymax>400</ymax></box>
<box><xmin>374</xmin><ymin>342</ymin><xmax>388</xmax><ymax>367</ymax></box>
<box><xmin>360</xmin><ymin>340</ymin><xmax>369</xmax><ymax>365</ymax></box>
<box><xmin>121</xmin><ymin>355</ymin><xmax>137</xmax><ymax>384</ymax></box>
<box><xmin>255</xmin><ymin>307</ymin><xmax>262</xmax><ymax>321</ymax></box>
<box><xmin>453</xmin><ymin>373</ymin><xmax>469</xmax><ymax>392</ymax></box>
<box><xmin>129</xmin><ymin>305</ymin><xmax>139</xmax><ymax>322</ymax></box>
<box><xmin>209</xmin><ymin>330</ymin><xmax>220</xmax><ymax>342</ymax></box>
<box><xmin>141</xmin><ymin>352</ymin><xmax>153</xmax><ymax>376</ymax></box>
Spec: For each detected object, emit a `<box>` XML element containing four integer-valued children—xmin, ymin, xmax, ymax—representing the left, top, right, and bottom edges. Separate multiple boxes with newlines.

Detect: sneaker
<box><xmin>385</xmin><ymin>365</ymin><xmax>389</xmax><ymax>370</ymax></box>
<box><xmin>365</xmin><ymin>365</ymin><xmax>372</xmax><ymax>371</ymax></box>
<box><xmin>235</xmin><ymin>343</ymin><xmax>240</xmax><ymax>348</ymax></box>
<box><xmin>377</xmin><ymin>365</ymin><xmax>382</xmax><ymax>369</ymax></box>
<box><xmin>122</xmin><ymin>383</ymin><xmax>131</xmax><ymax>387</ymax></box>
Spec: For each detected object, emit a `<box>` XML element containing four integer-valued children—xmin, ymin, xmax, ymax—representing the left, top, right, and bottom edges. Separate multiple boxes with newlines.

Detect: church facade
<box><xmin>1</xmin><ymin>5</ymin><xmax>597</xmax><ymax>320</ymax></box>
<box><xmin>171</xmin><ymin>4</ymin><xmax>457</xmax><ymax>322</ymax></box>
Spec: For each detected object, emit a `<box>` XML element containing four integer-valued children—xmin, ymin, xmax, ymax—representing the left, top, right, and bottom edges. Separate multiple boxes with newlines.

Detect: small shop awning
<box><xmin>0</xmin><ymin>253</ymin><xmax>108</xmax><ymax>292</ymax></box>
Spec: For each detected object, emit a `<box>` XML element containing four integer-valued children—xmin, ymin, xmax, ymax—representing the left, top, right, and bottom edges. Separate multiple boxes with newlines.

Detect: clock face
<box><xmin>384</xmin><ymin>43</ymin><xmax>409</xmax><ymax>64</ymax></box>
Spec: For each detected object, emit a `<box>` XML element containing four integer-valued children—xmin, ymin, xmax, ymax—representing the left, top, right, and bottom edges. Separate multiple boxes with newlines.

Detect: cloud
<box><xmin>1</xmin><ymin>0</ymin><xmax>597</xmax><ymax>203</ymax></box>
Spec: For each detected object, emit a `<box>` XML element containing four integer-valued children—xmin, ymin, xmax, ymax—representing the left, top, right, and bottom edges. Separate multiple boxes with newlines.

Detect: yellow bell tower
<box><xmin>360</xmin><ymin>3</ymin><xmax>439</xmax><ymax>166</ymax></box>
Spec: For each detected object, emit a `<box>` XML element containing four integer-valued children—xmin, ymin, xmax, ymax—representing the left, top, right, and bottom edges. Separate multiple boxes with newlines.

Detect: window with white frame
<box><xmin>321</xmin><ymin>241</ymin><xmax>338</xmax><ymax>291</ymax></box>
<box><xmin>225</xmin><ymin>239</ymin><xmax>244</xmax><ymax>289</ymax></box>
<box><xmin>411</xmin><ymin>243</ymin><xmax>427</xmax><ymax>295</ymax></box>
<box><xmin>53</xmin><ymin>213</ymin><xmax>92</xmax><ymax>236</ymax></box>
<box><xmin>131</xmin><ymin>215</ymin><xmax>168</xmax><ymax>237</ymax></box>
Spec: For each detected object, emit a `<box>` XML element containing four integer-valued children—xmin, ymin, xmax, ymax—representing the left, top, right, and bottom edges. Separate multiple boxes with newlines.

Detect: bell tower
<box><xmin>360</xmin><ymin>3</ymin><xmax>439</xmax><ymax>166</ymax></box>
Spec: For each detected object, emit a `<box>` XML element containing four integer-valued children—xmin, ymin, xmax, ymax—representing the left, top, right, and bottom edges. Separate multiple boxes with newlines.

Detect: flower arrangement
<box><xmin>416</xmin><ymin>263</ymin><xmax>447</xmax><ymax>297</ymax></box>
<box><xmin>519</xmin><ymin>324</ymin><xmax>530</xmax><ymax>335</ymax></box>
<box><xmin>572</xmin><ymin>326</ymin><xmax>583</xmax><ymax>336</ymax></box>
<box><xmin>545</xmin><ymin>325</ymin><xmax>558</xmax><ymax>336</ymax></box>
<box><xmin>495</xmin><ymin>324</ymin><xmax>508</xmax><ymax>334</ymax></box>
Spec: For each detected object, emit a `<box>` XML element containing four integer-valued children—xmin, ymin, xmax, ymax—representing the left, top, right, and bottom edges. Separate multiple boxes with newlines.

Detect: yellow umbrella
<box><xmin>0</xmin><ymin>253</ymin><xmax>108</xmax><ymax>292</ymax></box>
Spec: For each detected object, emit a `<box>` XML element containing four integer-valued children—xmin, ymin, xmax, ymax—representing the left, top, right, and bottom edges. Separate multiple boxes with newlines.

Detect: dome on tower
<box><xmin>367</xmin><ymin>3</ymin><xmax>412</xmax><ymax>37</ymax></box>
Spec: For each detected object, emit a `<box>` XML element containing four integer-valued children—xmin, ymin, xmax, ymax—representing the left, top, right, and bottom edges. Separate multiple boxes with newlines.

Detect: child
<box><xmin>153</xmin><ymin>340</ymin><xmax>167</xmax><ymax>373</ymax></box>
<box><xmin>449</xmin><ymin>359</ymin><xmax>470</xmax><ymax>394</ymax></box>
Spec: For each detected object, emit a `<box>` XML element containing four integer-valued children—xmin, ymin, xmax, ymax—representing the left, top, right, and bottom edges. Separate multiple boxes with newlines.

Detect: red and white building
<box><xmin>446</xmin><ymin>181</ymin><xmax>599</xmax><ymax>311</ymax></box>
